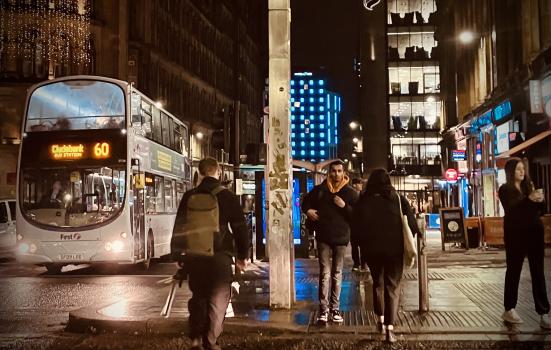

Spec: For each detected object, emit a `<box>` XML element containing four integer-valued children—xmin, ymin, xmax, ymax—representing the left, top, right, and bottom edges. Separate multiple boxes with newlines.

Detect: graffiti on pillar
<box><xmin>271</xmin><ymin>190</ymin><xmax>288</xmax><ymax>216</ymax></box>
<box><xmin>268</xmin><ymin>112</ymin><xmax>290</xmax><ymax>190</ymax></box>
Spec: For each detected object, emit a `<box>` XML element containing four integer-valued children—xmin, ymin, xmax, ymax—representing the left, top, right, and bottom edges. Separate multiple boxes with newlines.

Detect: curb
<box><xmin>67</xmin><ymin>307</ymin><xmax>308</xmax><ymax>336</ymax></box>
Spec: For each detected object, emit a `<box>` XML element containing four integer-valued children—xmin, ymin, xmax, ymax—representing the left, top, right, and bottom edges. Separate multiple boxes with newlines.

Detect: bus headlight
<box><xmin>105</xmin><ymin>242</ymin><xmax>112</xmax><ymax>251</ymax></box>
<box><xmin>112</xmin><ymin>240</ymin><xmax>124</xmax><ymax>253</ymax></box>
<box><xmin>18</xmin><ymin>243</ymin><xmax>30</xmax><ymax>254</ymax></box>
<box><xmin>29</xmin><ymin>243</ymin><xmax>37</xmax><ymax>254</ymax></box>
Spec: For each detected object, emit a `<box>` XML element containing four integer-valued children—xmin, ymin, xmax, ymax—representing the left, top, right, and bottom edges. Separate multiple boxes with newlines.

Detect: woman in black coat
<box><xmin>352</xmin><ymin>169</ymin><xmax>420</xmax><ymax>343</ymax></box>
<box><xmin>498</xmin><ymin>157</ymin><xmax>550</xmax><ymax>328</ymax></box>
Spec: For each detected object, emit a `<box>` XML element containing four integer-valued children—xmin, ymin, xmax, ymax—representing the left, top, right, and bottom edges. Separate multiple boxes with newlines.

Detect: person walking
<box><xmin>302</xmin><ymin>160</ymin><xmax>358</xmax><ymax>325</ymax></box>
<box><xmin>350</xmin><ymin>178</ymin><xmax>367</xmax><ymax>272</ymax></box>
<box><xmin>352</xmin><ymin>168</ymin><xmax>420</xmax><ymax>343</ymax></box>
<box><xmin>172</xmin><ymin>157</ymin><xmax>250</xmax><ymax>350</ymax></box>
<box><xmin>498</xmin><ymin>157</ymin><xmax>550</xmax><ymax>328</ymax></box>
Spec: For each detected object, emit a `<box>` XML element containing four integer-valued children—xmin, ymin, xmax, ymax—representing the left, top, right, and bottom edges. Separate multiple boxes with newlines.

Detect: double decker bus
<box><xmin>16</xmin><ymin>76</ymin><xmax>192</xmax><ymax>272</ymax></box>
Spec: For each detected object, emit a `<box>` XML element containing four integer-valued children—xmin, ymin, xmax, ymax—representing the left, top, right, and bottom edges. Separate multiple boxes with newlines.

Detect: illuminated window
<box><xmin>319</xmin><ymin>80</ymin><xmax>324</xmax><ymax>86</ymax></box>
<box><xmin>291</xmin><ymin>124</ymin><xmax>295</xmax><ymax>129</ymax></box>
<box><xmin>320</xmin><ymin>124</ymin><xmax>325</xmax><ymax>129</ymax></box>
<box><xmin>301</xmin><ymin>150</ymin><xmax>306</xmax><ymax>156</ymax></box>
<box><xmin>300</xmin><ymin>124</ymin><xmax>305</xmax><ymax>129</ymax></box>
<box><xmin>300</xmin><ymin>107</ymin><xmax>305</xmax><ymax>111</ymax></box>
<box><xmin>320</xmin><ymin>115</ymin><xmax>325</xmax><ymax>121</ymax></box>
<box><xmin>321</xmin><ymin>150</ymin><xmax>326</xmax><ymax>156</ymax></box>
<box><xmin>299</xmin><ymin>80</ymin><xmax>304</xmax><ymax>85</ymax></box>
<box><xmin>309</xmin><ymin>97</ymin><xmax>314</xmax><ymax>103</ymax></box>
<box><xmin>300</xmin><ymin>115</ymin><xmax>305</xmax><ymax>120</ymax></box>
<box><xmin>310</xmin><ymin>150</ymin><xmax>315</xmax><ymax>156</ymax></box>
<box><xmin>319</xmin><ymin>89</ymin><xmax>324</xmax><ymax>93</ymax></box>
<box><xmin>319</xmin><ymin>106</ymin><xmax>325</xmax><ymax>112</ymax></box>
<box><xmin>291</xmin><ymin>141</ymin><xmax>296</xmax><ymax>147</ymax></box>
<box><xmin>299</xmin><ymin>89</ymin><xmax>304</xmax><ymax>94</ymax></box>
<box><xmin>292</xmin><ymin>150</ymin><xmax>296</xmax><ymax>156</ymax></box>
<box><xmin>309</xmin><ymin>89</ymin><xmax>314</xmax><ymax>94</ymax></box>
<box><xmin>300</xmin><ymin>133</ymin><xmax>305</xmax><ymax>138</ymax></box>
<box><xmin>291</xmin><ymin>115</ymin><xmax>295</xmax><ymax>121</ymax></box>
<box><xmin>320</xmin><ymin>133</ymin><xmax>325</xmax><ymax>138</ymax></box>
<box><xmin>310</xmin><ymin>141</ymin><xmax>315</xmax><ymax>147</ymax></box>
<box><xmin>291</xmin><ymin>132</ymin><xmax>296</xmax><ymax>138</ymax></box>
<box><xmin>300</xmin><ymin>97</ymin><xmax>304</xmax><ymax>102</ymax></box>
<box><xmin>309</xmin><ymin>80</ymin><xmax>314</xmax><ymax>85</ymax></box>
<box><xmin>290</xmin><ymin>89</ymin><xmax>295</xmax><ymax>94</ymax></box>
<box><xmin>300</xmin><ymin>141</ymin><xmax>305</xmax><ymax>147</ymax></box>
<box><xmin>319</xmin><ymin>97</ymin><xmax>324</xmax><ymax>103</ymax></box>
<box><xmin>320</xmin><ymin>141</ymin><xmax>325</xmax><ymax>146</ymax></box>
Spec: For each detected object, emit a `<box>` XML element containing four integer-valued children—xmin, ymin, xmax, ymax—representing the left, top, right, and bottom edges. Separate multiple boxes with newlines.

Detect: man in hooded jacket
<box><xmin>302</xmin><ymin>160</ymin><xmax>358</xmax><ymax>324</ymax></box>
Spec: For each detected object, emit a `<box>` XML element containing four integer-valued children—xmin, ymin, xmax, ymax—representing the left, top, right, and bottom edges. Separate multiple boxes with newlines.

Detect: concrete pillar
<box><xmin>359</xmin><ymin>2</ymin><xmax>389</xmax><ymax>171</ymax></box>
<box><xmin>267</xmin><ymin>0</ymin><xmax>295</xmax><ymax>309</ymax></box>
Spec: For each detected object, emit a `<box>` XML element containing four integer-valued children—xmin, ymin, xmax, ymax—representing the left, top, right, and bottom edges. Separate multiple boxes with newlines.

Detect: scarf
<box><xmin>326</xmin><ymin>175</ymin><xmax>349</xmax><ymax>194</ymax></box>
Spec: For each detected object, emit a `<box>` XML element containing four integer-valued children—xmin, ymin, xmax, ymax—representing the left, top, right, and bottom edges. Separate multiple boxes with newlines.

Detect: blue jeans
<box><xmin>317</xmin><ymin>241</ymin><xmax>346</xmax><ymax>312</ymax></box>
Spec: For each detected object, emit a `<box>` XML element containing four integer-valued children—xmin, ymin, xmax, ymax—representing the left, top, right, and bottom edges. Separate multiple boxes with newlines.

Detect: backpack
<box><xmin>173</xmin><ymin>186</ymin><xmax>225</xmax><ymax>257</ymax></box>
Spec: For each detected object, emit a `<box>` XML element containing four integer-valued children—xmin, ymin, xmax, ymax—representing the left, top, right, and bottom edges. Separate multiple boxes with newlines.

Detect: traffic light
<box><xmin>211</xmin><ymin>109</ymin><xmax>226</xmax><ymax>151</ymax></box>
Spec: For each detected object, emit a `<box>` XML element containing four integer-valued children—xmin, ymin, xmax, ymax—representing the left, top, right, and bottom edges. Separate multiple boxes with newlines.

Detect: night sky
<box><xmin>290</xmin><ymin>0</ymin><xmax>361</xmax><ymax>148</ymax></box>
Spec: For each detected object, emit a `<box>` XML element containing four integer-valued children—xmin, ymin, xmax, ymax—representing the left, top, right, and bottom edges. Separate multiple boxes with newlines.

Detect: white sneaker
<box><xmin>541</xmin><ymin>313</ymin><xmax>551</xmax><ymax>329</ymax></box>
<box><xmin>502</xmin><ymin>309</ymin><xmax>523</xmax><ymax>324</ymax></box>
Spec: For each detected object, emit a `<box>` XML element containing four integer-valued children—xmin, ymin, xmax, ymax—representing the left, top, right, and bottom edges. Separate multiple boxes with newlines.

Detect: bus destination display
<box><xmin>49</xmin><ymin>141</ymin><xmax>112</xmax><ymax>161</ymax></box>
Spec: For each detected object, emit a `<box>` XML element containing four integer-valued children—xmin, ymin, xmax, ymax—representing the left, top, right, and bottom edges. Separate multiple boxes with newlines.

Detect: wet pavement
<box><xmin>66</xmin><ymin>232</ymin><xmax>551</xmax><ymax>342</ymax></box>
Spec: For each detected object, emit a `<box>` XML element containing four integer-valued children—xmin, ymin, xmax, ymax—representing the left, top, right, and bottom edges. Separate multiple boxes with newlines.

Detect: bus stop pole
<box><xmin>417</xmin><ymin>214</ymin><xmax>429</xmax><ymax>313</ymax></box>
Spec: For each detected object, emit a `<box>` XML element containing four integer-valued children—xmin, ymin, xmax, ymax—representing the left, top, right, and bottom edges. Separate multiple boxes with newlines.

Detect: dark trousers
<box><xmin>368</xmin><ymin>255</ymin><xmax>404</xmax><ymax>326</ymax></box>
<box><xmin>318</xmin><ymin>241</ymin><xmax>346</xmax><ymax>312</ymax></box>
<box><xmin>188</xmin><ymin>267</ymin><xmax>231</xmax><ymax>350</ymax></box>
<box><xmin>504</xmin><ymin>243</ymin><xmax>550</xmax><ymax>315</ymax></box>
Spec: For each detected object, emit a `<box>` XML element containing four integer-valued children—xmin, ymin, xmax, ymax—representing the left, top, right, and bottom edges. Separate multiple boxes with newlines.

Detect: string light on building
<box><xmin>0</xmin><ymin>0</ymin><xmax>92</xmax><ymax>74</ymax></box>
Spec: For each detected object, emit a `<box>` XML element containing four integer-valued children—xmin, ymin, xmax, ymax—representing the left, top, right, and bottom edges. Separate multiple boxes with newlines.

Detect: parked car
<box><xmin>0</xmin><ymin>198</ymin><xmax>16</xmax><ymax>249</ymax></box>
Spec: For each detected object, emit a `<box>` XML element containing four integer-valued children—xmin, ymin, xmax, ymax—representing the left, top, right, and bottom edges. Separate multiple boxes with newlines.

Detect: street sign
<box><xmin>445</xmin><ymin>168</ymin><xmax>458</xmax><ymax>182</ymax></box>
<box><xmin>451</xmin><ymin>150</ymin><xmax>466</xmax><ymax>161</ymax></box>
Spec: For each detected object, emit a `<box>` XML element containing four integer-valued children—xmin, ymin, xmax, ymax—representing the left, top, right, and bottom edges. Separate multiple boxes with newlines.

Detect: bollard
<box><xmin>417</xmin><ymin>214</ymin><xmax>429</xmax><ymax>313</ymax></box>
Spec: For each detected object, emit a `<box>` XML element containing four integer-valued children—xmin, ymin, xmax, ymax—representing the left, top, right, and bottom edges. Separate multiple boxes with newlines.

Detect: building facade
<box><xmin>290</xmin><ymin>72</ymin><xmax>340</xmax><ymax>163</ymax></box>
<box><xmin>0</xmin><ymin>0</ymin><xmax>267</xmax><ymax>196</ymax></box>
<box><xmin>438</xmin><ymin>0</ymin><xmax>551</xmax><ymax>217</ymax></box>
<box><xmin>360</xmin><ymin>0</ymin><xmax>445</xmax><ymax>215</ymax></box>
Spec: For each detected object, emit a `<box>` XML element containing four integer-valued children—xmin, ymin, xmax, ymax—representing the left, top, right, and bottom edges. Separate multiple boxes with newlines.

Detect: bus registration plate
<box><xmin>60</xmin><ymin>253</ymin><xmax>83</xmax><ymax>261</ymax></box>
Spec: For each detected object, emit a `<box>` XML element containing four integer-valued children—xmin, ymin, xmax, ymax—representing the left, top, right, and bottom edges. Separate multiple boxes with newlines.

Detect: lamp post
<box><xmin>349</xmin><ymin>121</ymin><xmax>364</xmax><ymax>174</ymax></box>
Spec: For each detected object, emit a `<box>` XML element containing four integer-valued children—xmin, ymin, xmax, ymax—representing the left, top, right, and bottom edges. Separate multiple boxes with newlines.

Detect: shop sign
<box><xmin>452</xmin><ymin>150</ymin><xmax>466</xmax><ymax>161</ymax></box>
<box><xmin>445</xmin><ymin>168</ymin><xmax>458</xmax><ymax>182</ymax></box>
<box><xmin>493</xmin><ymin>100</ymin><xmax>512</xmax><ymax>122</ymax></box>
<box><xmin>495</xmin><ymin>122</ymin><xmax>510</xmax><ymax>154</ymax></box>
<box><xmin>530</xmin><ymin>80</ymin><xmax>543</xmax><ymax>114</ymax></box>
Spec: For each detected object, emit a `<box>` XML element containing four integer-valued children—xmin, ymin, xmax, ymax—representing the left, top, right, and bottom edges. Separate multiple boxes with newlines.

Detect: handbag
<box><xmin>397</xmin><ymin>194</ymin><xmax>417</xmax><ymax>268</ymax></box>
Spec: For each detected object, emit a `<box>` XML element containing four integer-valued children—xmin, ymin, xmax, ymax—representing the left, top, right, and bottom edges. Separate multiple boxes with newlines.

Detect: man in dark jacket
<box><xmin>302</xmin><ymin>160</ymin><xmax>358</xmax><ymax>324</ymax></box>
<box><xmin>172</xmin><ymin>157</ymin><xmax>250</xmax><ymax>350</ymax></box>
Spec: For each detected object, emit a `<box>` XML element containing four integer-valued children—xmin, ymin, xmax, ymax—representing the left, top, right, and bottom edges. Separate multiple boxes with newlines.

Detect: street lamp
<box><xmin>458</xmin><ymin>31</ymin><xmax>475</xmax><ymax>44</ymax></box>
<box><xmin>349</xmin><ymin>121</ymin><xmax>362</xmax><ymax>130</ymax></box>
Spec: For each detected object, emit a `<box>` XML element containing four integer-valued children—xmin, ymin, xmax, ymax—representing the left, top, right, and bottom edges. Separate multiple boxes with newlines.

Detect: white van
<box><xmin>0</xmin><ymin>199</ymin><xmax>16</xmax><ymax>249</ymax></box>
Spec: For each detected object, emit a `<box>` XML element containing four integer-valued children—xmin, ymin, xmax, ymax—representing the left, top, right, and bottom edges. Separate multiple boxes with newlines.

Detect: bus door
<box><xmin>132</xmin><ymin>171</ymin><xmax>146</xmax><ymax>260</ymax></box>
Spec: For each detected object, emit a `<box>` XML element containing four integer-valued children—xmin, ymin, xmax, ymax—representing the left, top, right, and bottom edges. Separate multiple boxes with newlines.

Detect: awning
<box><xmin>496</xmin><ymin>130</ymin><xmax>551</xmax><ymax>159</ymax></box>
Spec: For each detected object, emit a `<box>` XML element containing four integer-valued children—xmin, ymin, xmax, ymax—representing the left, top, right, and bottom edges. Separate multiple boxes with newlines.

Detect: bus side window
<box><xmin>161</xmin><ymin>112</ymin><xmax>171</xmax><ymax>148</ymax></box>
<box><xmin>173</xmin><ymin>124</ymin><xmax>183</xmax><ymax>154</ymax></box>
<box><xmin>155</xmin><ymin>176</ymin><xmax>165</xmax><ymax>213</ymax></box>
<box><xmin>176</xmin><ymin>182</ymin><xmax>185</xmax><ymax>206</ymax></box>
<box><xmin>164</xmin><ymin>178</ymin><xmax>175</xmax><ymax>213</ymax></box>
<box><xmin>168</xmin><ymin>118</ymin><xmax>176</xmax><ymax>151</ymax></box>
<box><xmin>152</xmin><ymin>107</ymin><xmax>162</xmax><ymax>143</ymax></box>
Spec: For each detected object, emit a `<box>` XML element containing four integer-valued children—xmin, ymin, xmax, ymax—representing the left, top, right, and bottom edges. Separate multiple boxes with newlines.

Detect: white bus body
<box><xmin>16</xmin><ymin>76</ymin><xmax>191</xmax><ymax>272</ymax></box>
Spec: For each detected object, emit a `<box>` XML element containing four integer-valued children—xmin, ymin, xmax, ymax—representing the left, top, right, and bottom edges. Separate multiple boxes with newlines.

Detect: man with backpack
<box><xmin>171</xmin><ymin>157</ymin><xmax>250</xmax><ymax>350</ymax></box>
<box><xmin>302</xmin><ymin>160</ymin><xmax>358</xmax><ymax>325</ymax></box>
